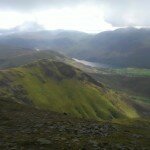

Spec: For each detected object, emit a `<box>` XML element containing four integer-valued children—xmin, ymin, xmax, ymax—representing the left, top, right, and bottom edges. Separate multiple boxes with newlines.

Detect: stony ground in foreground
<box><xmin>0</xmin><ymin>99</ymin><xmax>150</xmax><ymax>150</ymax></box>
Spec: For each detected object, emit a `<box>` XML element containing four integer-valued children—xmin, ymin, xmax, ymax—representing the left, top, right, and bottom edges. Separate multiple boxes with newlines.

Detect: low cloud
<box><xmin>0</xmin><ymin>0</ymin><xmax>87</xmax><ymax>11</ymax></box>
<box><xmin>104</xmin><ymin>0</ymin><xmax>150</xmax><ymax>27</ymax></box>
<box><xmin>0</xmin><ymin>0</ymin><xmax>150</xmax><ymax>27</ymax></box>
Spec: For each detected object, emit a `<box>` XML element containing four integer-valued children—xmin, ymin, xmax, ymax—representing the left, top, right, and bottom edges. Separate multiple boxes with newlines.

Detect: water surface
<box><xmin>73</xmin><ymin>58</ymin><xmax>111</xmax><ymax>68</ymax></box>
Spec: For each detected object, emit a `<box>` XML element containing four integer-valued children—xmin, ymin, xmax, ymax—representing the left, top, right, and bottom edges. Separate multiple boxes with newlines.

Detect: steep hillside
<box><xmin>91</xmin><ymin>73</ymin><xmax>150</xmax><ymax>110</ymax></box>
<box><xmin>93</xmin><ymin>74</ymin><xmax>150</xmax><ymax>98</ymax></box>
<box><xmin>0</xmin><ymin>60</ymin><xmax>140</xmax><ymax>120</ymax></box>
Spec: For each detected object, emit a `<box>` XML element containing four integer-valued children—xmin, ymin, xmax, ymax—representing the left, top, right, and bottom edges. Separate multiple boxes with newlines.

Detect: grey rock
<box><xmin>132</xmin><ymin>134</ymin><xmax>143</xmax><ymax>138</ymax></box>
<box><xmin>37</xmin><ymin>138</ymin><xmax>51</xmax><ymax>145</ymax></box>
<box><xmin>72</xmin><ymin>138</ymin><xmax>79</xmax><ymax>143</ymax></box>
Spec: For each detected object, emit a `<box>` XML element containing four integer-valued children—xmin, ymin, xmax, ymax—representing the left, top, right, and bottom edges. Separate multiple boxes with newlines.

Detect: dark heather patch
<box><xmin>80</xmin><ymin>73</ymin><xmax>104</xmax><ymax>88</ymax></box>
<box><xmin>55</xmin><ymin>62</ymin><xmax>76</xmax><ymax>78</ymax></box>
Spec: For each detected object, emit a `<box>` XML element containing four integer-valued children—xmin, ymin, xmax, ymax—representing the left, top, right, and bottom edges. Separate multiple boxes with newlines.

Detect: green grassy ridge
<box><xmin>0</xmin><ymin>60</ymin><xmax>139</xmax><ymax>120</ymax></box>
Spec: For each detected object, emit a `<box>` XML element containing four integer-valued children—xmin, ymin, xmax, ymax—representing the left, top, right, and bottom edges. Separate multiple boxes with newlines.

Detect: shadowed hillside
<box><xmin>0</xmin><ymin>98</ymin><xmax>150</xmax><ymax>149</ymax></box>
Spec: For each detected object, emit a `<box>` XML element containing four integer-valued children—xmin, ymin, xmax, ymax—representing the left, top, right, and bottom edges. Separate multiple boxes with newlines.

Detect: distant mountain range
<box><xmin>0</xmin><ymin>25</ymin><xmax>150</xmax><ymax>68</ymax></box>
<box><xmin>0</xmin><ymin>48</ymin><xmax>70</xmax><ymax>69</ymax></box>
<box><xmin>74</xmin><ymin>27</ymin><xmax>150</xmax><ymax>68</ymax></box>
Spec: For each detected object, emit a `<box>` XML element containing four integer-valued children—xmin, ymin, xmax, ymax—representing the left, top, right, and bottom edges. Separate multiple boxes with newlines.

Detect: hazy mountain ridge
<box><xmin>0</xmin><ymin>48</ymin><xmax>70</xmax><ymax>69</ymax></box>
<box><xmin>76</xmin><ymin>27</ymin><xmax>150</xmax><ymax>68</ymax></box>
<box><xmin>0</xmin><ymin>27</ymin><xmax>150</xmax><ymax>68</ymax></box>
<box><xmin>0</xmin><ymin>29</ymin><xmax>90</xmax><ymax>54</ymax></box>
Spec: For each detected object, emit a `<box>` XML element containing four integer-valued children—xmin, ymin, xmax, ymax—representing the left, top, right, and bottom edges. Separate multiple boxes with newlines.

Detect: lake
<box><xmin>73</xmin><ymin>58</ymin><xmax>111</xmax><ymax>68</ymax></box>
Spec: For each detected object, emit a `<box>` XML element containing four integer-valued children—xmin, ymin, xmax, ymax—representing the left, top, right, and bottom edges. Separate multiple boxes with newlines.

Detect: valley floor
<box><xmin>0</xmin><ymin>99</ymin><xmax>150</xmax><ymax>150</ymax></box>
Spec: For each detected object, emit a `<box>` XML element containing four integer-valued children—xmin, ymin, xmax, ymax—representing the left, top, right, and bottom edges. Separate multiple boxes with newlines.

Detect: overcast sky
<box><xmin>0</xmin><ymin>0</ymin><xmax>149</xmax><ymax>33</ymax></box>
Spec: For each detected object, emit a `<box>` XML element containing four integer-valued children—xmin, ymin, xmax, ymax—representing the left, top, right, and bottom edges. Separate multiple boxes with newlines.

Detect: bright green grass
<box><xmin>17</xmin><ymin>67</ymin><xmax>115</xmax><ymax>120</ymax></box>
<box><xmin>15</xmin><ymin>64</ymin><xmax>139</xmax><ymax>120</ymax></box>
<box><xmin>0</xmin><ymin>61</ymin><xmax>140</xmax><ymax>120</ymax></box>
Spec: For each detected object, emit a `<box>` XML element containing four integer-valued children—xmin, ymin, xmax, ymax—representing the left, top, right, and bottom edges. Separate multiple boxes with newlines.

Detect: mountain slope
<box><xmin>0</xmin><ymin>60</ymin><xmax>140</xmax><ymax>120</ymax></box>
<box><xmin>0</xmin><ymin>30</ymin><xmax>90</xmax><ymax>54</ymax></box>
<box><xmin>0</xmin><ymin>49</ymin><xmax>70</xmax><ymax>69</ymax></box>
<box><xmin>72</xmin><ymin>27</ymin><xmax>150</xmax><ymax>68</ymax></box>
<box><xmin>1</xmin><ymin>27</ymin><xmax>150</xmax><ymax>68</ymax></box>
<box><xmin>0</xmin><ymin>98</ymin><xmax>150</xmax><ymax>149</ymax></box>
<box><xmin>0</xmin><ymin>45</ymin><xmax>35</xmax><ymax>59</ymax></box>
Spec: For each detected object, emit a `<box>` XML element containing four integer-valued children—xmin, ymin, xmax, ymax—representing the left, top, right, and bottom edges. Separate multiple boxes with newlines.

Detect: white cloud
<box><xmin>0</xmin><ymin>0</ymin><xmax>150</xmax><ymax>32</ymax></box>
<box><xmin>34</xmin><ymin>6</ymin><xmax>113</xmax><ymax>33</ymax></box>
<box><xmin>0</xmin><ymin>5</ymin><xmax>113</xmax><ymax>33</ymax></box>
<box><xmin>0</xmin><ymin>0</ymin><xmax>90</xmax><ymax>11</ymax></box>
<box><xmin>103</xmin><ymin>0</ymin><xmax>150</xmax><ymax>27</ymax></box>
<box><xmin>0</xmin><ymin>12</ymin><xmax>32</xmax><ymax>28</ymax></box>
